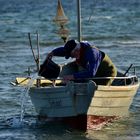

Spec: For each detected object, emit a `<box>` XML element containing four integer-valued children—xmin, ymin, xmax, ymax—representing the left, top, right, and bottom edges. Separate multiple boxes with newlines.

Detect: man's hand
<box><xmin>47</xmin><ymin>52</ymin><xmax>53</xmax><ymax>60</ymax></box>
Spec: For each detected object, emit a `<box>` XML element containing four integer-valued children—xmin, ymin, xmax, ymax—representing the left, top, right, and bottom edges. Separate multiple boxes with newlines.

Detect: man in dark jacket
<box><xmin>43</xmin><ymin>39</ymin><xmax>117</xmax><ymax>85</ymax></box>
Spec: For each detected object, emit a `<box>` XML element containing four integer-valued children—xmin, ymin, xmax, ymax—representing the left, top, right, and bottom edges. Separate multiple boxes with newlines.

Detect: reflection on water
<box><xmin>86</xmin><ymin>113</ymin><xmax>140</xmax><ymax>140</ymax></box>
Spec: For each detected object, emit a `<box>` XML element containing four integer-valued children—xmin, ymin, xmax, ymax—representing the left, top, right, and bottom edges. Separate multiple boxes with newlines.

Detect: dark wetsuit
<box><xmin>49</xmin><ymin>41</ymin><xmax>117</xmax><ymax>85</ymax></box>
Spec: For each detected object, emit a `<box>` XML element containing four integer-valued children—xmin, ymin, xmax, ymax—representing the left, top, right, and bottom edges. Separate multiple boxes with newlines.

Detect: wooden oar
<box><xmin>13</xmin><ymin>77</ymin><xmax>63</xmax><ymax>86</ymax></box>
<box><xmin>10</xmin><ymin>77</ymin><xmax>31</xmax><ymax>86</ymax></box>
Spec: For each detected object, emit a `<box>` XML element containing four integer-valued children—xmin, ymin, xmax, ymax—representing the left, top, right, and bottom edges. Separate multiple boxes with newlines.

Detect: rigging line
<box><xmin>28</xmin><ymin>33</ymin><xmax>37</xmax><ymax>63</ymax></box>
<box><xmin>88</xmin><ymin>0</ymin><xmax>97</xmax><ymax>22</ymax></box>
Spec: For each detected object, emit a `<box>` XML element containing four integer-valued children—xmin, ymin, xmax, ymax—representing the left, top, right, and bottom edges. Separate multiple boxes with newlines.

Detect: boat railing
<box><xmin>12</xmin><ymin>74</ymin><xmax>139</xmax><ymax>87</ymax></box>
<box><xmin>37</xmin><ymin>75</ymin><xmax>137</xmax><ymax>80</ymax></box>
<box><xmin>36</xmin><ymin>75</ymin><xmax>138</xmax><ymax>86</ymax></box>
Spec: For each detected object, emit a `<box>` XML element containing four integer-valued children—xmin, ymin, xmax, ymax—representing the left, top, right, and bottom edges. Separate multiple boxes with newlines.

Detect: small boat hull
<box><xmin>87</xmin><ymin>84</ymin><xmax>139</xmax><ymax>117</ymax></box>
<box><xmin>14</xmin><ymin>74</ymin><xmax>139</xmax><ymax>130</ymax></box>
<box><xmin>29</xmin><ymin>80</ymin><xmax>139</xmax><ymax>118</ymax></box>
<box><xmin>29</xmin><ymin>81</ymin><xmax>96</xmax><ymax>117</ymax></box>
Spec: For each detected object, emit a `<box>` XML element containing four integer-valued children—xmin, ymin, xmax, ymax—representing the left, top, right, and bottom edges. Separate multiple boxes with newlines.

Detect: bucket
<box><xmin>39</xmin><ymin>59</ymin><xmax>60</xmax><ymax>79</ymax></box>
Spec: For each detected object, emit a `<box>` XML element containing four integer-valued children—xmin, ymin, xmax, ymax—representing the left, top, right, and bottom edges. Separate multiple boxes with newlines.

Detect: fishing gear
<box><xmin>28</xmin><ymin>32</ymin><xmax>40</xmax><ymax>87</ymax></box>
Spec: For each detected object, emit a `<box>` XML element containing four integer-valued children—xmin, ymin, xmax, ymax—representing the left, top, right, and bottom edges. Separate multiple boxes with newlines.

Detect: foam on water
<box><xmin>6</xmin><ymin>117</ymin><xmax>23</xmax><ymax>128</ymax></box>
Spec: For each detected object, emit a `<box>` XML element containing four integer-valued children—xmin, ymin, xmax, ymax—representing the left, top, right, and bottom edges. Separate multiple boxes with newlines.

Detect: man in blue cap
<box><xmin>44</xmin><ymin>39</ymin><xmax>117</xmax><ymax>85</ymax></box>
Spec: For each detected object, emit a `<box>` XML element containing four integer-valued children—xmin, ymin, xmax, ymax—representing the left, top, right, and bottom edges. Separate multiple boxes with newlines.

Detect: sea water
<box><xmin>0</xmin><ymin>0</ymin><xmax>140</xmax><ymax>139</ymax></box>
<box><xmin>20</xmin><ymin>74</ymin><xmax>38</xmax><ymax>124</ymax></box>
<box><xmin>6</xmin><ymin>74</ymin><xmax>37</xmax><ymax>128</ymax></box>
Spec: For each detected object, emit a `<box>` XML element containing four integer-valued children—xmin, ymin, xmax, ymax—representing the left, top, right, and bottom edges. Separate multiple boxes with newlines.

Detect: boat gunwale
<box><xmin>13</xmin><ymin>74</ymin><xmax>139</xmax><ymax>88</ymax></box>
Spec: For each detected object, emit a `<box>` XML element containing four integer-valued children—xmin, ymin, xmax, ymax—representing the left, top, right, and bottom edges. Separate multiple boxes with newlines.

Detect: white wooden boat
<box><xmin>15</xmin><ymin>70</ymin><xmax>139</xmax><ymax>117</ymax></box>
<box><xmin>13</xmin><ymin>66</ymin><xmax>139</xmax><ymax>130</ymax></box>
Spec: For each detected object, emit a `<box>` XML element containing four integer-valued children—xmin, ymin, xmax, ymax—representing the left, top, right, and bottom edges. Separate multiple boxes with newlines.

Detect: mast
<box><xmin>77</xmin><ymin>0</ymin><xmax>81</xmax><ymax>42</ymax></box>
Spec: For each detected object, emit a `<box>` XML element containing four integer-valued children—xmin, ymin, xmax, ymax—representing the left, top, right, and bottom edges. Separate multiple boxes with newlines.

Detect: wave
<box><xmin>115</xmin><ymin>40</ymin><xmax>140</xmax><ymax>45</ymax></box>
<box><xmin>89</xmin><ymin>15</ymin><xmax>112</xmax><ymax>20</ymax></box>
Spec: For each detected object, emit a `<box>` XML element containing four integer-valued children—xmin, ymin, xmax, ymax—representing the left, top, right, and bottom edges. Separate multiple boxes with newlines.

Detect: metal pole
<box><xmin>36</xmin><ymin>31</ymin><xmax>40</xmax><ymax>87</ymax></box>
<box><xmin>28</xmin><ymin>33</ymin><xmax>37</xmax><ymax>63</ymax></box>
<box><xmin>36</xmin><ymin>31</ymin><xmax>40</xmax><ymax>74</ymax></box>
<box><xmin>77</xmin><ymin>0</ymin><xmax>81</xmax><ymax>42</ymax></box>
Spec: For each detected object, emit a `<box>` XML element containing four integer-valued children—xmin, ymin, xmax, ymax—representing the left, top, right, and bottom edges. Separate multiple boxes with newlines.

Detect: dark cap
<box><xmin>64</xmin><ymin>40</ymin><xmax>77</xmax><ymax>59</ymax></box>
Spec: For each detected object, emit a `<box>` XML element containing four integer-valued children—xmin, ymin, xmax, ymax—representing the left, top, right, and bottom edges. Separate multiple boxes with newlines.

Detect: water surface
<box><xmin>0</xmin><ymin>0</ymin><xmax>140</xmax><ymax>139</ymax></box>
